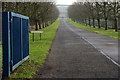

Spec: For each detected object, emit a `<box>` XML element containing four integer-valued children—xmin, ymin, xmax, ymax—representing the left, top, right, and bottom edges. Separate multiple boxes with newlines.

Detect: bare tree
<box><xmin>2</xmin><ymin>2</ymin><xmax>59</xmax><ymax>30</ymax></box>
<box><xmin>68</xmin><ymin>1</ymin><xmax>120</xmax><ymax>32</ymax></box>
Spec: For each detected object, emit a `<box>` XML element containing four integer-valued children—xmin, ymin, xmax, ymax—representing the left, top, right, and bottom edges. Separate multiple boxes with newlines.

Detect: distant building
<box><xmin>57</xmin><ymin>5</ymin><xmax>69</xmax><ymax>18</ymax></box>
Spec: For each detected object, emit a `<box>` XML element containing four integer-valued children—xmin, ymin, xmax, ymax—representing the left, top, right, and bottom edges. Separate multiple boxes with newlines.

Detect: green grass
<box><xmin>67</xmin><ymin>19</ymin><xmax>120</xmax><ymax>39</ymax></box>
<box><xmin>10</xmin><ymin>19</ymin><xmax>61</xmax><ymax>78</ymax></box>
<box><xmin>0</xmin><ymin>44</ymin><xmax>2</xmax><ymax>68</ymax></box>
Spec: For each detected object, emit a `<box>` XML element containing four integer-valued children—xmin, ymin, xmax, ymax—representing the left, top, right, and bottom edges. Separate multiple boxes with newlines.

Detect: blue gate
<box><xmin>2</xmin><ymin>12</ymin><xmax>29</xmax><ymax>77</ymax></box>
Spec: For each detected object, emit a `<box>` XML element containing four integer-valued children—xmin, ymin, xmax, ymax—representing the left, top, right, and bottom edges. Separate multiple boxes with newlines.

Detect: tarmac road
<box><xmin>34</xmin><ymin>19</ymin><xmax>119</xmax><ymax>78</ymax></box>
<box><xmin>65</xmin><ymin>20</ymin><xmax>118</xmax><ymax>64</ymax></box>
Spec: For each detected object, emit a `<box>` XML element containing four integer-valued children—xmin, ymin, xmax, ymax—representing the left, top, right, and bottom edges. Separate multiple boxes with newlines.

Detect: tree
<box><xmin>68</xmin><ymin>1</ymin><xmax>120</xmax><ymax>32</ymax></box>
<box><xmin>2</xmin><ymin>2</ymin><xmax>59</xmax><ymax>30</ymax></box>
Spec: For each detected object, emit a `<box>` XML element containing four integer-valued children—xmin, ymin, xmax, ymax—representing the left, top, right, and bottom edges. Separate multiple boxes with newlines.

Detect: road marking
<box><xmin>100</xmin><ymin>50</ymin><xmax>120</xmax><ymax>67</ymax></box>
<box><xmin>82</xmin><ymin>37</ymin><xmax>120</xmax><ymax>68</ymax></box>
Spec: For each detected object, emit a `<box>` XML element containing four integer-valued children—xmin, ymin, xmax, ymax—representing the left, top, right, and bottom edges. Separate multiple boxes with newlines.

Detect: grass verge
<box><xmin>68</xmin><ymin>19</ymin><xmax>119</xmax><ymax>39</ymax></box>
<box><xmin>10</xmin><ymin>19</ymin><xmax>60</xmax><ymax>78</ymax></box>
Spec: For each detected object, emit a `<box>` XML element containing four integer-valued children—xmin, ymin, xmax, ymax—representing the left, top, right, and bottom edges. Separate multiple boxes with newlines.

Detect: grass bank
<box><xmin>10</xmin><ymin>19</ymin><xmax>60</xmax><ymax>78</ymax></box>
<box><xmin>68</xmin><ymin>19</ymin><xmax>119</xmax><ymax>39</ymax></box>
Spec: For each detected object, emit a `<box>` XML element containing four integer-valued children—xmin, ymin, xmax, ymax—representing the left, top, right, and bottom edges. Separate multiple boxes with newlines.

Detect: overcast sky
<box><xmin>56</xmin><ymin>0</ymin><xmax>76</xmax><ymax>5</ymax></box>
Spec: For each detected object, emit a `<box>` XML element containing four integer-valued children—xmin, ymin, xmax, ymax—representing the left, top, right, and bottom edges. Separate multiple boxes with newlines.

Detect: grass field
<box><xmin>10</xmin><ymin>19</ymin><xmax>60</xmax><ymax>78</ymax></box>
<box><xmin>68</xmin><ymin>19</ymin><xmax>120</xmax><ymax>39</ymax></box>
<box><xmin>0</xmin><ymin>44</ymin><xmax>2</xmax><ymax>68</ymax></box>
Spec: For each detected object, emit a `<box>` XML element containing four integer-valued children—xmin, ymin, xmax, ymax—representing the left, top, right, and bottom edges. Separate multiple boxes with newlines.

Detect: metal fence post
<box><xmin>40</xmin><ymin>33</ymin><xmax>41</xmax><ymax>40</ymax></box>
<box><xmin>2</xmin><ymin>12</ymin><xmax>11</xmax><ymax>77</ymax></box>
<box><xmin>33</xmin><ymin>33</ymin><xmax>34</xmax><ymax>41</ymax></box>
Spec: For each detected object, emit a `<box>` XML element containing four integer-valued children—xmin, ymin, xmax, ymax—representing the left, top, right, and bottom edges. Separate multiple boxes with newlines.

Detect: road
<box><xmin>34</xmin><ymin>19</ymin><xmax>119</xmax><ymax>78</ymax></box>
<box><xmin>67</xmin><ymin>21</ymin><xmax>118</xmax><ymax>63</ymax></box>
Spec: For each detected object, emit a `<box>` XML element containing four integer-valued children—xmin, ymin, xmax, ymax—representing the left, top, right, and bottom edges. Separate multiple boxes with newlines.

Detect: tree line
<box><xmin>68</xmin><ymin>2</ymin><xmax>120</xmax><ymax>32</ymax></box>
<box><xmin>2</xmin><ymin>2</ymin><xmax>59</xmax><ymax>30</ymax></box>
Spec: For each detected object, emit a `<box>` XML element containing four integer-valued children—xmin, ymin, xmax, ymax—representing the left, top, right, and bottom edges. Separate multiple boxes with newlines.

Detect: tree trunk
<box><xmin>93</xmin><ymin>18</ymin><xmax>95</xmax><ymax>28</ymax></box>
<box><xmin>35</xmin><ymin>22</ymin><xmax>38</xmax><ymax>30</ymax></box>
<box><xmin>97</xmin><ymin>19</ymin><xmax>100</xmax><ymax>28</ymax></box>
<box><xmin>114</xmin><ymin>18</ymin><xmax>118</xmax><ymax>32</ymax></box>
<box><xmin>2</xmin><ymin>3</ymin><xmax>5</xmax><ymax>11</ymax></box>
<box><xmin>41</xmin><ymin>23</ymin><xmax>43</xmax><ymax>28</ymax></box>
<box><xmin>48</xmin><ymin>21</ymin><xmax>50</xmax><ymax>26</ymax></box>
<box><xmin>39</xmin><ymin>23</ymin><xmax>41</xmax><ymax>29</ymax></box>
<box><xmin>85</xmin><ymin>19</ymin><xmax>87</xmax><ymax>26</ymax></box>
<box><xmin>89</xmin><ymin>18</ymin><xmax>91</xmax><ymax>26</ymax></box>
<box><xmin>44</xmin><ymin>22</ymin><xmax>46</xmax><ymax>28</ymax></box>
<box><xmin>46</xmin><ymin>22</ymin><xmax>49</xmax><ymax>26</ymax></box>
<box><xmin>105</xmin><ymin>18</ymin><xmax>108</xmax><ymax>30</ymax></box>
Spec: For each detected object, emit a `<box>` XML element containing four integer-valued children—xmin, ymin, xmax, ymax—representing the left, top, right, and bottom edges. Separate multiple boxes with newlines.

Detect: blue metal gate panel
<box><xmin>12</xmin><ymin>17</ymin><xmax>22</xmax><ymax>66</ymax></box>
<box><xmin>22</xmin><ymin>19</ymin><xmax>29</xmax><ymax>59</ymax></box>
<box><xmin>2</xmin><ymin>12</ymin><xmax>29</xmax><ymax>77</ymax></box>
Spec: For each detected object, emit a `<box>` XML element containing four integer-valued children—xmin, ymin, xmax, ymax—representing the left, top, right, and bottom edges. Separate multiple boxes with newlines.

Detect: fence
<box><xmin>2</xmin><ymin>12</ymin><xmax>29</xmax><ymax>77</ymax></box>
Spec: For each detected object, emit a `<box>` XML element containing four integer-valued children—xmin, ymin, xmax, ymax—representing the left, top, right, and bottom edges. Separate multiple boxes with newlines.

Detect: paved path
<box><xmin>35</xmin><ymin>19</ymin><xmax>119</xmax><ymax>78</ymax></box>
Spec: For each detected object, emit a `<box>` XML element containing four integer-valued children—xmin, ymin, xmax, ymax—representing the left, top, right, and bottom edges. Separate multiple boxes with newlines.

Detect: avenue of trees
<box><xmin>2</xmin><ymin>2</ymin><xmax>59</xmax><ymax>30</ymax></box>
<box><xmin>68</xmin><ymin>2</ymin><xmax>120</xmax><ymax>32</ymax></box>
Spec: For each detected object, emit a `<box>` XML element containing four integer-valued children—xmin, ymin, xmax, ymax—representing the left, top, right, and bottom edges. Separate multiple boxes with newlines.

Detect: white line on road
<box><xmin>82</xmin><ymin>37</ymin><xmax>120</xmax><ymax>68</ymax></box>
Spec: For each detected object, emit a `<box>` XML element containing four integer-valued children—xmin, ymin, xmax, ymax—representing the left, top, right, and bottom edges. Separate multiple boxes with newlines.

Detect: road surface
<box><xmin>34</xmin><ymin>19</ymin><xmax>119</xmax><ymax>78</ymax></box>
